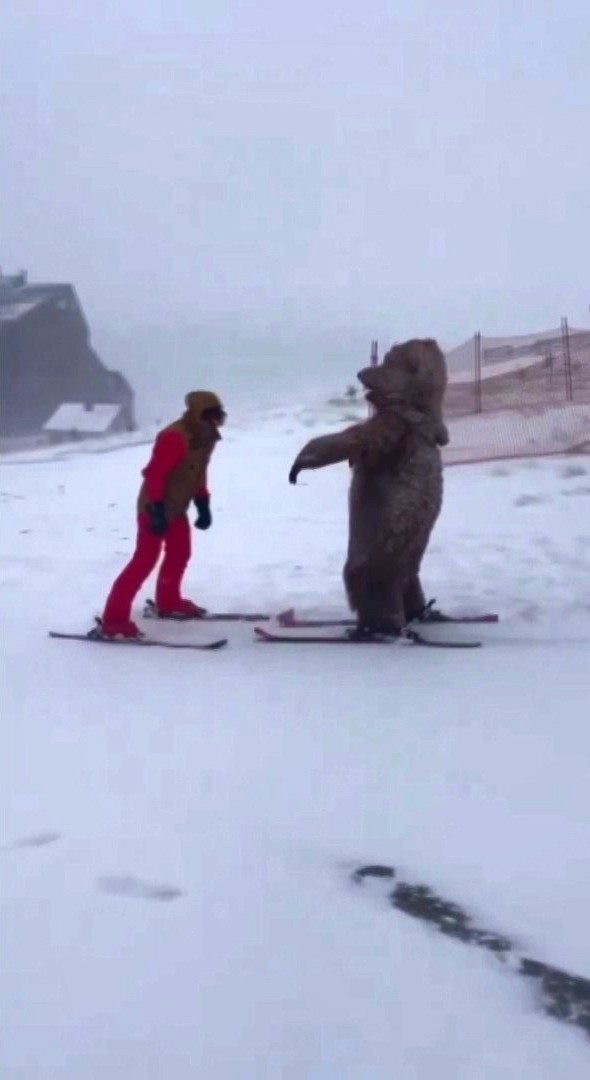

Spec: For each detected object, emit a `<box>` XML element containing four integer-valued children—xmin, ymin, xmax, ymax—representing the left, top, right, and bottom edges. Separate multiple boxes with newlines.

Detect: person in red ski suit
<box><xmin>100</xmin><ymin>390</ymin><xmax>226</xmax><ymax>638</ymax></box>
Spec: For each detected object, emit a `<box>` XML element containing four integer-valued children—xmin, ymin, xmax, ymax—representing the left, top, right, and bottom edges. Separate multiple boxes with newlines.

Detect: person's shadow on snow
<box><xmin>98</xmin><ymin>875</ymin><xmax>183</xmax><ymax>902</ymax></box>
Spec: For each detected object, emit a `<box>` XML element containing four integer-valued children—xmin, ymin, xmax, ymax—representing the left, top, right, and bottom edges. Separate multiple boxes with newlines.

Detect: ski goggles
<box><xmin>202</xmin><ymin>405</ymin><xmax>227</xmax><ymax>424</ymax></box>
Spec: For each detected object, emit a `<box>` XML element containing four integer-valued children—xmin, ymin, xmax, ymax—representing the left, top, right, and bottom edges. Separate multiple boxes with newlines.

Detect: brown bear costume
<box><xmin>289</xmin><ymin>339</ymin><xmax>449</xmax><ymax>635</ymax></box>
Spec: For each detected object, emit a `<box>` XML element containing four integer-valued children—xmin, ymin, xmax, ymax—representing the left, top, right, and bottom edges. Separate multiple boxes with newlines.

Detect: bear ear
<box><xmin>383</xmin><ymin>341</ymin><xmax>420</xmax><ymax>375</ymax></box>
<box><xmin>421</xmin><ymin>339</ymin><xmax>447</xmax><ymax>371</ymax></box>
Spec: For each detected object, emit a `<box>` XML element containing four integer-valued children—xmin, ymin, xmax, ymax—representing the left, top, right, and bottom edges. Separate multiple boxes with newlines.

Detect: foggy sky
<box><xmin>2</xmin><ymin>0</ymin><xmax>589</xmax><ymax>345</ymax></box>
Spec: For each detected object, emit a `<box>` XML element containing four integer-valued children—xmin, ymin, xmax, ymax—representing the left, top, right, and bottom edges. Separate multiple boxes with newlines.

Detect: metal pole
<box><xmin>474</xmin><ymin>332</ymin><xmax>482</xmax><ymax>414</ymax></box>
<box><xmin>561</xmin><ymin>316</ymin><xmax>573</xmax><ymax>402</ymax></box>
<box><xmin>546</xmin><ymin>349</ymin><xmax>554</xmax><ymax>391</ymax></box>
<box><xmin>368</xmin><ymin>339</ymin><xmax>378</xmax><ymax>416</ymax></box>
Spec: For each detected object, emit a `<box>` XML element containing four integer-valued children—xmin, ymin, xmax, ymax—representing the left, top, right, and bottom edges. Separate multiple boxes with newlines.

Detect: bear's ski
<box><xmin>142</xmin><ymin>600</ymin><xmax>499</xmax><ymax>627</ymax></box>
<box><xmin>254</xmin><ymin>626</ymin><xmax>481</xmax><ymax>649</ymax></box>
<box><xmin>277</xmin><ymin>607</ymin><xmax>498</xmax><ymax>628</ymax></box>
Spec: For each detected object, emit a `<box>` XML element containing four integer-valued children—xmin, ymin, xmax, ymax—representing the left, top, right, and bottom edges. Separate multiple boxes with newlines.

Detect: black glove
<box><xmin>147</xmin><ymin>501</ymin><xmax>168</xmax><ymax>536</ymax></box>
<box><xmin>194</xmin><ymin>494</ymin><xmax>212</xmax><ymax>531</ymax></box>
<box><xmin>289</xmin><ymin>464</ymin><xmax>300</xmax><ymax>485</ymax></box>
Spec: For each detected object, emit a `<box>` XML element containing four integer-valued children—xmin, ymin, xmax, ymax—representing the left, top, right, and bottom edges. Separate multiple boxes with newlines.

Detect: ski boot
<box><xmin>346</xmin><ymin>623</ymin><xmax>416</xmax><ymax>644</ymax></box>
<box><xmin>93</xmin><ymin>617</ymin><xmax>144</xmax><ymax>641</ymax></box>
<box><xmin>143</xmin><ymin>598</ymin><xmax>207</xmax><ymax>621</ymax></box>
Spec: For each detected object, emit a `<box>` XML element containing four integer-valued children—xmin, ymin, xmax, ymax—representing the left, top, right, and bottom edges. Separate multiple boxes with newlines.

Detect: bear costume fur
<box><xmin>289</xmin><ymin>338</ymin><xmax>449</xmax><ymax>634</ymax></box>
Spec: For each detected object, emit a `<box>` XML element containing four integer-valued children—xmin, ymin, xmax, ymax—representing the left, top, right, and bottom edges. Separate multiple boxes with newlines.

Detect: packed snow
<box><xmin>2</xmin><ymin>410</ymin><xmax>590</xmax><ymax>1078</ymax></box>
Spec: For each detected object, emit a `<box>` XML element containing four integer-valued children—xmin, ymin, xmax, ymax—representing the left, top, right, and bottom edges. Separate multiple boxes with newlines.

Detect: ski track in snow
<box><xmin>1</xmin><ymin>415</ymin><xmax>590</xmax><ymax>1078</ymax></box>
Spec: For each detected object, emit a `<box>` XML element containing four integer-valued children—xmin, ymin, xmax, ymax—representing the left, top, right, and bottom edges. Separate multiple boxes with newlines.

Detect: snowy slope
<box><xmin>2</xmin><ymin>417</ymin><xmax>590</xmax><ymax>1078</ymax></box>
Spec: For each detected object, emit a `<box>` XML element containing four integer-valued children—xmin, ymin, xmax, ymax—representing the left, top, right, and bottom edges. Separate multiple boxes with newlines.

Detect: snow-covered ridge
<box><xmin>2</xmin><ymin>396</ymin><xmax>589</xmax><ymax>470</ymax></box>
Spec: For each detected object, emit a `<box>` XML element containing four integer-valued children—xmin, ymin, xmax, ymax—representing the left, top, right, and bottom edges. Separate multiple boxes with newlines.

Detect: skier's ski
<box><xmin>49</xmin><ymin>630</ymin><xmax>228</xmax><ymax>651</ymax></box>
<box><xmin>277</xmin><ymin>607</ymin><xmax>498</xmax><ymax>628</ymax></box>
<box><xmin>143</xmin><ymin>599</ymin><xmax>268</xmax><ymax>623</ymax></box>
<box><xmin>254</xmin><ymin>626</ymin><xmax>481</xmax><ymax>649</ymax></box>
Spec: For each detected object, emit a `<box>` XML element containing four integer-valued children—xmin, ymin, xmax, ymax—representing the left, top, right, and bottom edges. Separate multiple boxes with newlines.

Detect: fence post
<box><xmin>474</xmin><ymin>331</ymin><xmax>482</xmax><ymax>414</ymax></box>
<box><xmin>368</xmin><ymin>339</ymin><xmax>379</xmax><ymax>416</ymax></box>
<box><xmin>561</xmin><ymin>316</ymin><xmax>574</xmax><ymax>402</ymax></box>
<box><xmin>545</xmin><ymin>349</ymin><xmax>554</xmax><ymax>390</ymax></box>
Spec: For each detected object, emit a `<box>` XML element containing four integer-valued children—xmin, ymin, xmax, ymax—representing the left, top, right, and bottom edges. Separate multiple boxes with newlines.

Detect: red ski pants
<box><xmin>102</xmin><ymin>513</ymin><xmax>192</xmax><ymax>623</ymax></box>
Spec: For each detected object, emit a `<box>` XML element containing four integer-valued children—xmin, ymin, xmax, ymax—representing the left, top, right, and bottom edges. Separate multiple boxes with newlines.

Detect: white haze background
<box><xmin>1</xmin><ymin>0</ymin><xmax>589</xmax><ymax>421</ymax></box>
